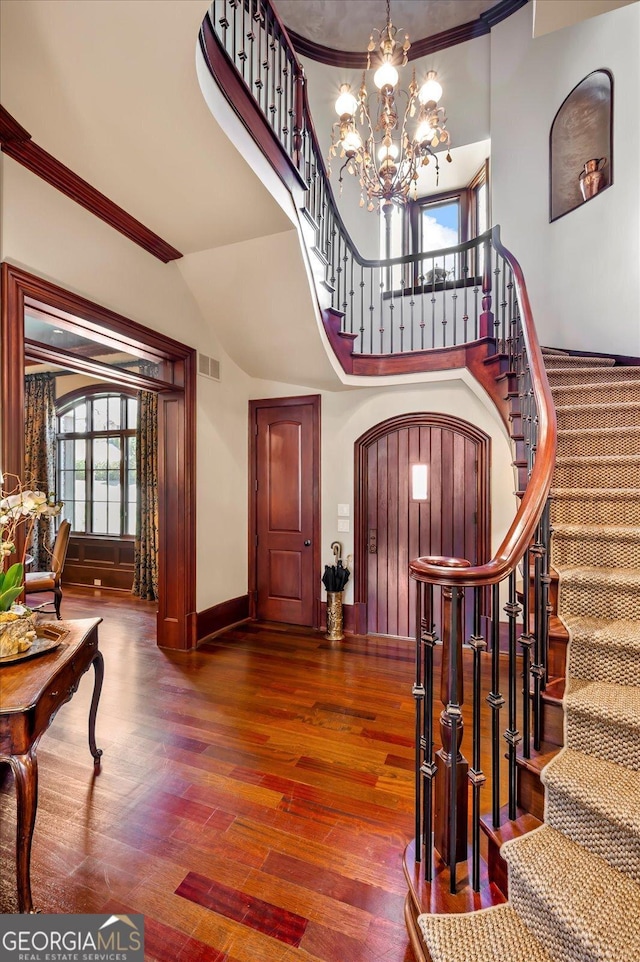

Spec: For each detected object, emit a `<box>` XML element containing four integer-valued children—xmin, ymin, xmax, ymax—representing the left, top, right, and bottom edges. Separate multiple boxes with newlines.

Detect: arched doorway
<box><xmin>354</xmin><ymin>413</ymin><xmax>490</xmax><ymax>639</ymax></box>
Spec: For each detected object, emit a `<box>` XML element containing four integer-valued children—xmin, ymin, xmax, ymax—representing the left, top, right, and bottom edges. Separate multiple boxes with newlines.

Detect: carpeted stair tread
<box><xmin>541</xmin><ymin>351</ymin><xmax>614</xmax><ymax>367</ymax></box>
<box><xmin>566</xmin><ymin>678</ymin><xmax>640</xmax><ymax>726</ymax></box>
<box><xmin>552</xmin><ymin>524</ymin><xmax>640</xmax><ymax>568</ymax></box>
<box><xmin>417</xmin><ymin>903</ymin><xmax>554</xmax><ymax>962</ymax></box>
<box><xmin>563</xmin><ymin>615</ymin><xmax>640</xmax><ymax>652</ymax></box>
<box><xmin>563</xmin><ymin>616</ymin><xmax>640</xmax><ymax>686</ymax></box>
<box><xmin>557</xmin><ymin>565</ymin><xmax>640</xmax><ymax>621</ymax></box>
<box><xmin>542</xmin><ymin>749</ymin><xmax>640</xmax><ymax>881</ymax></box>
<box><xmin>553</xmin><ymin>453</ymin><xmax>640</xmax><ymax>487</ymax></box>
<box><xmin>566</xmin><ymin>679</ymin><xmax>640</xmax><ymax>768</ymax></box>
<box><xmin>551</xmin><ymin>487</ymin><xmax>640</xmax><ymax>525</ymax></box>
<box><xmin>547</xmin><ymin>366</ymin><xmax>640</xmax><ymax>385</ymax></box>
<box><xmin>557</xmin><ymin>425</ymin><xmax>640</xmax><ymax>457</ymax></box>
<box><xmin>555</xmin><ymin>400</ymin><xmax>640</xmax><ymax>430</ymax></box>
<box><xmin>502</xmin><ymin>825</ymin><xmax>640</xmax><ymax>961</ymax></box>
<box><xmin>550</xmin><ymin>379</ymin><xmax>640</xmax><ymax>406</ymax></box>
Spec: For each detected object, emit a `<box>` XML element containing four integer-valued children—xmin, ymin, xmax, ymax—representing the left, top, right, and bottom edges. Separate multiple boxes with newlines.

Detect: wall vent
<box><xmin>197</xmin><ymin>352</ymin><xmax>220</xmax><ymax>381</ymax></box>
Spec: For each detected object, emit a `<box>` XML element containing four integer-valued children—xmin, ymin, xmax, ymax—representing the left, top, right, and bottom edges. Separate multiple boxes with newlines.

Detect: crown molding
<box><xmin>286</xmin><ymin>0</ymin><xmax>528</xmax><ymax>68</ymax></box>
<box><xmin>0</xmin><ymin>105</ymin><xmax>182</xmax><ymax>263</ymax></box>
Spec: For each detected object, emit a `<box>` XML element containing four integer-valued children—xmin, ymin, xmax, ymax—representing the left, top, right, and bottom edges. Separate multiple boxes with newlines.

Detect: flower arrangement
<box><xmin>0</xmin><ymin>473</ymin><xmax>63</xmax><ymax>613</ymax></box>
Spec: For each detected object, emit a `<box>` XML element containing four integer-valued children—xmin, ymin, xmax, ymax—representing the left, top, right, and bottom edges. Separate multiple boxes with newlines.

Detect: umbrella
<box><xmin>322</xmin><ymin>541</ymin><xmax>350</xmax><ymax>592</ymax></box>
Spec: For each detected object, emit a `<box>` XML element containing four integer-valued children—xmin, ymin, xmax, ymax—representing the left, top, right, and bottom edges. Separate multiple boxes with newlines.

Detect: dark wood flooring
<box><xmin>1</xmin><ymin>587</ymin><xmax>511</xmax><ymax>961</ymax></box>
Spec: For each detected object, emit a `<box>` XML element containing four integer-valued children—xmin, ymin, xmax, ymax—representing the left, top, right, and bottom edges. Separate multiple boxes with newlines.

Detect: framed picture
<box><xmin>549</xmin><ymin>69</ymin><xmax>613</xmax><ymax>223</ymax></box>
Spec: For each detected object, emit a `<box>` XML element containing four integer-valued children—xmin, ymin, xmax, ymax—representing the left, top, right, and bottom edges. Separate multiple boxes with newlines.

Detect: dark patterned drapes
<box><xmin>24</xmin><ymin>373</ymin><xmax>56</xmax><ymax>569</ymax></box>
<box><xmin>132</xmin><ymin>390</ymin><xmax>159</xmax><ymax>601</ymax></box>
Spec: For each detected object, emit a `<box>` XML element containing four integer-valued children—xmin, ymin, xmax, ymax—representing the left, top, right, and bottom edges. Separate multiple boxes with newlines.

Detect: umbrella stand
<box><xmin>323</xmin><ymin>542</ymin><xmax>349</xmax><ymax>641</ymax></box>
<box><xmin>326</xmin><ymin>589</ymin><xmax>344</xmax><ymax>641</ymax></box>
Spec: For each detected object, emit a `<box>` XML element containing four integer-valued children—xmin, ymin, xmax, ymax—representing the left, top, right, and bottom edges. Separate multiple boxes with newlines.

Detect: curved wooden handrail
<box><xmin>409</xmin><ymin>225</ymin><xmax>557</xmax><ymax>587</ymax></box>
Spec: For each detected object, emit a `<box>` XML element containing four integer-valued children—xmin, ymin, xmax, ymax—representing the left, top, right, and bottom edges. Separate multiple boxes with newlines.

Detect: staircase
<box><xmin>416</xmin><ymin>350</ymin><xmax>640</xmax><ymax>961</ymax></box>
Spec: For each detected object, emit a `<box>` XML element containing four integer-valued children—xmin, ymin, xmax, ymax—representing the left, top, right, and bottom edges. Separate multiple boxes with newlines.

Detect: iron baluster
<box><xmin>504</xmin><ymin>570</ymin><xmax>522</xmax><ymax>820</ymax></box>
<box><xmin>469</xmin><ymin>586</ymin><xmax>486</xmax><ymax>893</ymax></box>
<box><xmin>520</xmin><ymin>545</ymin><xmax>533</xmax><ymax>759</ymax></box>
<box><xmin>421</xmin><ymin>584</ymin><xmax>437</xmax><ymax>881</ymax></box>
<box><xmin>488</xmin><ymin>581</ymin><xmax>504</xmax><ymax>828</ymax></box>
<box><xmin>531</xmin><ymin>520</ymin><xmax>545</xmax><ymax>751</ymax></box>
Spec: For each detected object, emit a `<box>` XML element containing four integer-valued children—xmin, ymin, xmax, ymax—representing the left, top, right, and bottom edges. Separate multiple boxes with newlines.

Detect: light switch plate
<box><xmin>338</xmin><ymin>503</ymin><xmax>350</xmax><ymax>517</ymax></box>
<box><xmin>337</xmin><ymin>518</ymin><xmax>350</xmax><ymax>532</ymax></box>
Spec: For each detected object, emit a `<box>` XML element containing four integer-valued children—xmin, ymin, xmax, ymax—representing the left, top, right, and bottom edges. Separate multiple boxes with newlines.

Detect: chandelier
<box><xmin>328</xmin><ymin>0</ymin><xmax>452</xmax><ymax>215</ymax></box>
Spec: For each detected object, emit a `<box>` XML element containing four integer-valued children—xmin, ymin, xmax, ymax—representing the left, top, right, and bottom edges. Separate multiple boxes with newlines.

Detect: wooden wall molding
<box><xmin>197</xmin><ymin>594</ymin><xmax>251</xmax><ymax>642</ymax></box>
<box><xmin>285</xmin><ymin>0</ymin><xmax>528</xmax><ymax>68</ymax></box>
<box><xmin>0</xmin><ymin>105</ymin><xmax>182</xmax><ymax>263</ymax></box>
<box><xmin>1</xmin><ymin>263</ymin><xmax>197</xmax><ymax>651</ymax></box>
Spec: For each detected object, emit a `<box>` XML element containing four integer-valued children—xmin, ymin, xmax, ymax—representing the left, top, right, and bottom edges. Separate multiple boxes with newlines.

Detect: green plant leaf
<box><xmin>3</xmin><ymin>563</ymin><xmax>24</xmax><ymax>590</ymax></box>
<box><xmin>0</xmin><ymin>586</ymin><xmax>23</xmax><ymax>611</ymax></box>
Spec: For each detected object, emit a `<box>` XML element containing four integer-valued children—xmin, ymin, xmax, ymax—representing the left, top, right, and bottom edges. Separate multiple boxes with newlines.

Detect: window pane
<box><xmin>59</xmin><ymin>440</ymin><xmax>74</xmax><ymax>471</ymax></box>
<box><xmin>107</xmin><ymin>506</ymin><xmax>120</xmax><ymax>536</ymax></box>
<box><xmin>75</xmin><ymin>403</ymin><xmax>87</xmax><ymax>434</ymax></box>
<box><xmin>60</xmin><ymin>411</ymin><xmax>74</xmax><ymax>434</ymax></box>
<box><xmin>107</xmin><ymin>437</ymin><xmax>121</xmax><ymax>467</ymax></box>
<box><xmin>93</xmin><ymin>500</ymin><xmax>108</xmax><ymax>534</ymax></box>
<box><xmin>126</xmin><ymin>500</ymin><xmax>137</xmax><ymax>536</ymax></box>
<box><xmin>476</xmin><ymin>182</ymin><xmax>488</xmax><ymax>236</ymax></box>
<box><xmin>108</xmin><ymin>471</ymin><xmax>121</xmax><ymax>500</ymax></box>
<box><xmin>61</xmin><ymin>470</ymin><xmax>75</xmax><ymax>502</ymax></box>
<box><xmin>74</xmin><ymin>501</ymin><xmax>86</xmax><ymax>533</ymax></box>
<box><xmin>75</xmin><ymin>439</ymin><xmax>86</xmax><ymax>467</ymax></box>
<box><xmin>108</xmin><ymin>395</ymin><xmax>121</xmax><ymax>430</ymax></box>
<box><xmin>93</xmin><ymin>397</ymin><xmax>108</xmax><ymax>431</ymax></box>
<box><xmin>422</xmin><ymin>201</ymin><xmax>460</xmax><ymax>275</ymax></box>
<box><xmin>127</xmin><ymin>397</ymin><xmax>138</xmax><ymax>428</ymax></box>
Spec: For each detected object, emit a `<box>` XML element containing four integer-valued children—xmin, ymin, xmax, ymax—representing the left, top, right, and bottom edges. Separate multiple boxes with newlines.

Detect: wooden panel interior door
<box><xmin>253</xmin><ymin>398</ymin><xmax>319</xmax><ymax>626</ymax></box>
<box><xmin>362</xmin><ymin>417</ymin><xmax>489</xmax><ymax>639</ymax></box>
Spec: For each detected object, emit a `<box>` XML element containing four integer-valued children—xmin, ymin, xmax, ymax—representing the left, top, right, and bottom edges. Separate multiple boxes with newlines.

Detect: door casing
<box><xmin>249</xmin><ymin>395</ymin><xmax>321</xmax><ymax>627</ymax></box>
<box><xmin>354</xmin><ymin>412</ymin><xmax>491</xmax><ymax>637</ymax></box>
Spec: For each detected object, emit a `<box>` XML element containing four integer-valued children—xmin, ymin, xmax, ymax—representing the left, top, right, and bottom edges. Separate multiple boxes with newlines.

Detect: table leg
<box><xmin>89</xmin><ymin>651</ymin><xmax>104</xmax><ymax>767</ymax></box>
<box><xmin>10</xmin><ymin>751</ymin><xmax>38</xmax><ymax>914</ymax></box>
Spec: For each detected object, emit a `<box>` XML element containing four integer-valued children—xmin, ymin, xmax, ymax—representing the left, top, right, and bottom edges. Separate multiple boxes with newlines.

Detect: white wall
<box><xmin>0</xmin><ymin>156</ymin><xmax>254</xmax><ymax>612</ymax></box>
<box><xmin>491</xmin><ymin>2</ymin><xmax>640</xmax><ymax>355</ymax></box>
<box><xmin>249</xmin><ymin>375</ymin><xmax>516</xmax><ymax>607</ymax></box>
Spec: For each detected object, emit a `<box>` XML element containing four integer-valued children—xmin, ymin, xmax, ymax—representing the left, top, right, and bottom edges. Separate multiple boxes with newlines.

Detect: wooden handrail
<box><xmin>409</xmin><ymin>225</ymin><xmax>557</xmax><ymax>587</ymax></box>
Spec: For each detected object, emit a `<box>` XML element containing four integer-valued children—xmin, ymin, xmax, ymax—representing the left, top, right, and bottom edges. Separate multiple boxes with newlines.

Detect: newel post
<box><xmin>435</xmin><ymin>580</ymin><xmax>468</xmax><ymax>879</ymax></box>
<box><xmin>479</xmin><ymin>236</ymin><xmax>494</xmax><ymax>339</ymax></box>
<box><xmin>411</xmin><ymin>555</ymin><xmax>470</xmax><ymax>892</ymax></box>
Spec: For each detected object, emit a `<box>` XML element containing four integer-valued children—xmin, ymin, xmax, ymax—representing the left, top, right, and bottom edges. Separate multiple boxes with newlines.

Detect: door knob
<box><xmin>304</xmin><ymin>540</ymin><xmax>311</xmax><ymax>546</ymax></box>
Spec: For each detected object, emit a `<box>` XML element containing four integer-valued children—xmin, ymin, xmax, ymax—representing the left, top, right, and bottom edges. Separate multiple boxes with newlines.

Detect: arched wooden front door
<box><xmin>354</xmin><ymin>413</ymin><xmax>490</xmax><ymax>639</ymax></box>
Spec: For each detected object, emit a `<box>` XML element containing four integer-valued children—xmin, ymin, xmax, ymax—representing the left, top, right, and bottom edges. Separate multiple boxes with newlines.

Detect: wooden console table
<box><xmin>0</xmin><ymin>617</ymin><xmax>103</xmax><ymax>913</ymax></box>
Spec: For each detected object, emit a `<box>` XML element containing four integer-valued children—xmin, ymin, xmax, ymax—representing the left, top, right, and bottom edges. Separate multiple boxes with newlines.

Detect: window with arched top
<box><xmin>56</xmin><ymin>388</ymin><xmax>138</xmax><ymax>536</ymax></box>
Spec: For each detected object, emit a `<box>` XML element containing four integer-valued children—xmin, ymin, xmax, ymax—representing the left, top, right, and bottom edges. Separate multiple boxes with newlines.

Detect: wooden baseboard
<box><xmin>197</xmin><ymin>594</ymin><xmax>250</xmax><ymax>642</ymax></box>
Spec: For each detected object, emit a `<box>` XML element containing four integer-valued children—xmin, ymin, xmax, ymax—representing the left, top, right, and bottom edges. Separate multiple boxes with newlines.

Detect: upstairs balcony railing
<box><xmin>201</xmin><ymin>0</ymin><xmax>557</xmax><ymax>904</ymax></box>
<box><xmin>203</xmin><ymin>0</ymin><xmax>512</xmax><ymax>358</ymax></box>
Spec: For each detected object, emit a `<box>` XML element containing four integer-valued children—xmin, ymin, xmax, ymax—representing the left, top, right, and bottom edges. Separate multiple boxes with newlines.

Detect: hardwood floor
<box><xmin>1</xmin><ymin>587</ymin><xmax>511</xmax><ymax>961</ymax></box>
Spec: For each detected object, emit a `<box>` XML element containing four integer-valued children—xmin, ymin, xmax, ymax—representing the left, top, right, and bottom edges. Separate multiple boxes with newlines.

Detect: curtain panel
<box><xmin>24</xmin><ymin>373</ymin><xmax>57</xmax><ymax>569</ymax></box>
<box><xmin>132</xmin><ymin>390</ymin><xmax>159</xmax><ymax>601</ymax></box>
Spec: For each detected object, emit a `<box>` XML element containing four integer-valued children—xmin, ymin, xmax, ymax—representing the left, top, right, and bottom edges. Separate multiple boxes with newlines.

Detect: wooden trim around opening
<box><xmin>0</xmin><ymin>105</ymin><xmax>182</xmax><ymax>263</ymax></box>
<box><xmin>1</xmin><ymin>263</ymin><xmax>197</xmax><ymax>650</ymax></box>
<box><xmin>248</xmin><ymin>394</ymin><xmax>321</xmax><ymax>630</ymax></box>
<box><xmin>353</xmin><ymin>412</ymin><xmax>491</xmax><ymax>629</ymax></box>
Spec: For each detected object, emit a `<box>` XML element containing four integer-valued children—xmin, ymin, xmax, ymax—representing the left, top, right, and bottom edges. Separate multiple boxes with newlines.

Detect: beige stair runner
<box><xmin>418</xmin><ymin>349</ymin><xmax>640</xmax><ymax>962</ymax></box>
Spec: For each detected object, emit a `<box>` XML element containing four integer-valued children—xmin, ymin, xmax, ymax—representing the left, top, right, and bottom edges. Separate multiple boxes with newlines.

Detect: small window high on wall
<box><xmin>57</xmin><ymin>391</ymin><xmax>138</xmax><ymax>536</ymax></box>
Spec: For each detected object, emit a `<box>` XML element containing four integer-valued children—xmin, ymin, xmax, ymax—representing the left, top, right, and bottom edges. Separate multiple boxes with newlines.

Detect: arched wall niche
<box><xmin>549</xmin><ymin>68</ymin><xmax>613</xmax><ymax>223</ymax></box>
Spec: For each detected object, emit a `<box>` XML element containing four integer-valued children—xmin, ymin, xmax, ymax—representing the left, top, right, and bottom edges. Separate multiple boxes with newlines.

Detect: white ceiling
<box><xmin>275</xmin><ymin>0</ymin><xmax>497</xmax><ymax>50</ymax></box>
<box><xmin>0</xmin><ymin>0</ymin><xmax>292</xmax><ymax>255</ymax></box>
